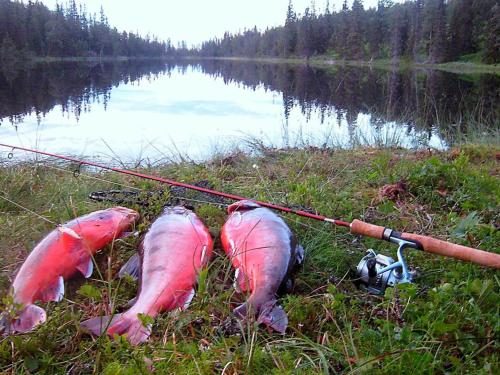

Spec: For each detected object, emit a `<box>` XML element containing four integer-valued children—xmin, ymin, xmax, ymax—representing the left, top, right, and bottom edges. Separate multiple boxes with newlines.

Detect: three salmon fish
<box><xmin>1</xmin><ymin>201</ymin><xmax>303</xmax><ymax>344</ymax></box>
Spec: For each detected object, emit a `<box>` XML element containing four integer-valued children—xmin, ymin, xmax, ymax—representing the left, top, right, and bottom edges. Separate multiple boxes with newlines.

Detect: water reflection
<box><xmin>0</xmin><ymin>60</ymin><xmax>498</xmax><ymax>162</ymax></box>
<box><xmin>196</xmin><ymin>60</ymin><xmax>499</xmax><ymax>136</ymax></box>
<box><xmin>0</xmin><ymin>60</ymin><xmax>167</xmax><ymax>126</ymax></box>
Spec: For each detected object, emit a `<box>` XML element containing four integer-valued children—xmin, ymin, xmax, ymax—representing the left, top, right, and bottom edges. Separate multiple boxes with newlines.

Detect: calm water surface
<box><xmin>0</xmin><ymin>60</ymin><xmax>498</xmax><ymax>163</ymax></box>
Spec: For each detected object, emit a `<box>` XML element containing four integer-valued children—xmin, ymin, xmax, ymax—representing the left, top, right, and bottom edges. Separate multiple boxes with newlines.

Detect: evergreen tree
<box><xmin>0</xmin><ymin>0</ymin><xmax>170</xmax><ymax>60</ymax></box>
<box><xmin>296</xmin><ymin>7</ymin><xmax>314</xmax><ymax>58</ymax></box>
<box><xmin>409</xmin><ymin>0</ymin><xmax>423</xmax><ymax>61</ymax></box>
<box><xmin>346</xmin><ymin>0</ymin><xmax>365</xmax><ymax>59</ymax></box>
<box><xmin>0</xmin><ymin>33</ymin><xmax>21</xmax><ymax>66</ymax></box>
<box><xmin>391</xmin><ymin>7</ymin><xmax>409</xmax><ymax>62</ymax></box>
<box><xmin>483</xmin><ymin>4</ymin><xmax>500</xmax><ymax>63</ymax></box>
<box><xmin>424</xmin><ymin>0</ymin><xmax>447</xmax><ymax>63</ymax></box>
<box><xmin>282</xmin><ymin>0</ymin><xmax>297</xmax><ymax>56</ymax></box>
<box><xmin>448</xmin><ymin>0</ymin><xmax>474</xmax><ymax>60</ymax></box>
<box><xmin>332</xmin><ymin>0</ymin><xmax>349</xmax><ymax>58</ymax></box>
<box><xmin>196</xmin><ymin>1</ymin><xmax>497</xmax><ymax>65</ymax></box>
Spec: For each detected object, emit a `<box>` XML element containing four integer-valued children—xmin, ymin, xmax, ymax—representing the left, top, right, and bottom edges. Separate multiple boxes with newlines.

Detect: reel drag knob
<box><xmin>356</xmin><ymin>250</ymin><xmax>398</xmax><ymax>295</ymax></box>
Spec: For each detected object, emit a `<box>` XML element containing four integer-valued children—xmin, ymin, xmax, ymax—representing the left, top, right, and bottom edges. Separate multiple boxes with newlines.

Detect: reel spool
<box><xmin>356</xmin><ymin>237</ymin><xmax>416</xmax><ymax>295</ymax></box>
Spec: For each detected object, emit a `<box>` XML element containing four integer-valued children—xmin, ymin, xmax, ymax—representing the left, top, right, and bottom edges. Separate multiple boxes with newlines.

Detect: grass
<box><xmin>31</xmin><ymin>56</ymin><xmax>171</xmax><ymax>63</ymax></box>
<box><xmin>0</xmin><ymin>144</ymin><xmax>499</xmax><ymax>374</ymax></box>
<box><xmin>8</xmin><ymin>54</ymin><xmax>500</xmax><ymax>74</ymax></box>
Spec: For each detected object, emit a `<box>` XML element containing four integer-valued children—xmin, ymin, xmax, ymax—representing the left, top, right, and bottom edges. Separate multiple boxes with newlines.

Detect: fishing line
<box><xmin>39</xmin><ymin>162</ymin><xmax>227</xmax><ymax>209</ymax></box>
<box><xmin>40</xmin><ymin>162</ymin><xmax>141</xmax><ymax>192</ymax></box>
<box><xmin>43</xmin><ymin>161</ymin><xmax>328</xmax><ymax>233</ymax></box>
<box><xmin>0</xmin><ymin>192</ymin><xmax>58</xmax><ymax>226</ymax></box>
<box><xmin>0</xmin><ymin>143</ymin><xmax>351</xmax><ymax>227</ymax></box>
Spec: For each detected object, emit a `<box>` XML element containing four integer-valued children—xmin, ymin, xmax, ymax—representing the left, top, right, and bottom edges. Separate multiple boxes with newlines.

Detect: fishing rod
<box><xmin>1</xmin><ymin>143</ymin><xmax>499</xmax><ymax>294</ymax></box>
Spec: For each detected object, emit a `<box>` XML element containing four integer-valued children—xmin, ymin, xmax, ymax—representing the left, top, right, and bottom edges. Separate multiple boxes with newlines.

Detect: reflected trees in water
<box><xmin>1</xmin><ymin>59</ymin><xmax>498</xmax><ymax>146</ymax></box>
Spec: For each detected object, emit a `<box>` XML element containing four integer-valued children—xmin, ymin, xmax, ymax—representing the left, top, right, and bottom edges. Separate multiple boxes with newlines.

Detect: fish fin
<box><xmin>227</xmin><ymin>200</ymin><xmax>261</xmax><ymax>214</ymax></box>
<box><xmin>175</xmin><ymin>288</ymin><xmax>195</xmax><ymax>310</ymax></box>
<box><xmin>126</xmin><ymin>297</ymin><xmax>138</xmax><ymax>307</ymax></box>
<box><xmin>295</xmin><ymin>244</ymin><xmax>305</xmax><ymax>266</ymax></box>
<box><xmin>39</xmin><ymin>276</ymin><xmax>65</xmax><ymax>302</ymax></box>
<box><xmin>119</xmin><ymin>254</ymin><xmax>141</xmax><ymax>281</ymax></box>
<box><xmin>8</xmin><ymin>304</ymin><xmax>47</xmax><ymax>334</ymax></box>
<box><xmin>233</xmin><ymin>302</ymin><xmax>257</xmax><ymax>319</ymax></box>
<box><xmin>278</xmin><ymin>276</ymin><xmax>295</xmax><ymax>294</ymax></box>
<box><xmin>233</xmin><ymin>302</ymin><xmax>248</xmax><ymax>319</ymax></box>
<box><xmin>257</xmin><ymin>300</ymin><xmax>288</xmax><ymax>334</ymax></box>
<box><xmin>233</xmin><ymin>268</ymin><xmax>249</xmax><ymax>293</ymax></box>
<box><xmin>57</xmin><ymin>227</ymin><xmax>85</xmax><ymax>255</ymax></box>
<box><xmin>117</xmin><ymin>231</ymin><xmax>136</xmax><ymax>239</ymax></box>
<box><xmin>76</xmin><ymin>257</ymin><xmax>94</xmax><ymax>278</ymax></box>
<box><xmin>80</xmin><ymin>313</ymin><xmax>123</xmax><ymax>336</ymax></box>
<box><xmin>58</xmin><ymin>226</ymin><xmax>82</xmax><ymax>240</ymax></box>
<box><xmin>0</xmin><ymin>313</ymin><xmax>6</xmax><ymax>336</ymax></box>
<box><xmin>107</xmin><ymin>314</ymin><xmax>152</xmax><ymax>345</ymax></box>
<box><xmin>200</xmin><ymin>245</ymin><xmax>210</xmax><ymax>267</ymax></box>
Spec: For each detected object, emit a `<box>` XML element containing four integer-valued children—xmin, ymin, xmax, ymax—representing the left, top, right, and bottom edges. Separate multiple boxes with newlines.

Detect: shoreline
<box><xmin>193</xmin><ymin>56</ymin><xmax>500</xmax><ymax>74</ymax></box>
<box><xmin>6</xmin><ymin>55</ymin><xmax>499</xmax><ymax>74</ymax></box>
<box><xmin>31</xmin><ymin>56</ymin><xmax>172</xmax><ymax>63</ymax></box>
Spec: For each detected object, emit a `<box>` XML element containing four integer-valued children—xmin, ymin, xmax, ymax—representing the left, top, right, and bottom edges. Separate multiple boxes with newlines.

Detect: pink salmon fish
<box><xmin>221</xmin><ymin>200</ymin><xmax>304</xmax><ymax>333</ymax></box>
<box><xmin>1</xmin><ymin>207</ymin><xmax>139</xmax><ymax>335</ymax></box>
<box><xmin>80</xmin><ymin>206</ymin><xmax>213</xmax><ymax>345</ymax></box>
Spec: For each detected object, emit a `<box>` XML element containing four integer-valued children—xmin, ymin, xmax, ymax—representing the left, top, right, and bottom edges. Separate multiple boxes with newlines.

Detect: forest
<box><xmin>197</xmin><ymin>0</ymin><xmax>500</xmax><ymax>65</ymax></box>
<box><xmin>0</xmin><ymin>0</ymin><xmax>177</xmax><ymax>67</ymax></box>
<box><xmin>1</xmin><ymin>0</ymin><xmax>498</xmax><ymax>67</ymax></box>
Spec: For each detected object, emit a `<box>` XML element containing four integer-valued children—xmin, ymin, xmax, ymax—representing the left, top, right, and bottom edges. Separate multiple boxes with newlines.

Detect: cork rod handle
<box><xmin>350</xmin><ymin>219</ymin><xmax>500</xmax><ymax>269</ymax></box>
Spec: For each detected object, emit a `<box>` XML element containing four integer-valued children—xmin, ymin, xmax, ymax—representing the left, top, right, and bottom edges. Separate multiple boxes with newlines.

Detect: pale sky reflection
<box><xmin>0</xmin><ymin>66</ymin><xmax>444</xmax><ymax>164</ymax></box>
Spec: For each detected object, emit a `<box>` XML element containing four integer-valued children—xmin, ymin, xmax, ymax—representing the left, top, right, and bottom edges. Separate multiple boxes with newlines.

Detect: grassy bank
<box><xmin>0</xmin><ymin>56</ymin><xmax>171</xmax><ymax>71</ymax></box>
<box><xmin>6</xmin><ymin>55</ymin><xmax>500</xmax><ymax>74</ymax></box>
<box><xmin>203</xmin><ymin>56</ymin><xmax>500</xmax><ymax>75</ymax></box>
<box><xmin>31</xmin><ymin>56</ymin><xmax>171</xmax><ymax>63</ymax></box>
<box><xmin>0</xmin><ymin>145</ymin><xmax>499</xmax><ymax>374</ymax></box>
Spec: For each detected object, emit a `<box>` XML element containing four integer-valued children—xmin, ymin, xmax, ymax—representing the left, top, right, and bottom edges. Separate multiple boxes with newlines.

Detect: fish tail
<box><xmin>233</xmin><ymin>297</ymin><xmax>260</xmax><ymax>319</ymax></box>
<box><xmin>118</xmin><ymin>253</ymin><xmax>141</xmax><ymax>281</ymax></box>
<box><xmin>81</xmin><ymin>313</ymin><xmax>151</xmax><ymax>345</ymax></box>
<box><xmin>2</xmin><ymin>304</ymin><xmax>47</xmax><ymax>335</ymax></box>
<box><xmin>234</xmin><ymin>298</ymin><xmax>288</xmax><ymax>334</ymax></box>
<box><xmin>257</xmin><ymin>300</ymin><xmax>288</xmax><ymax>334</ymax></box>
<box><xmin>233</xmin><ymin>302</ymin><xmax>249</xmax><ymax>319</ymax></box>
<box><xmin>107</xmin><ymin>313</ymin><xmax>151</xmax><ymax>345</ymax></box>
<box><xmin>80</xmin><ymin>314</ymin><xmax>123</xmax><ymax>336</ymax></box>
<box><xmin>0</xmin><ymin>313</ymin><xmax>8</xmax><ymax>336</ymax></box>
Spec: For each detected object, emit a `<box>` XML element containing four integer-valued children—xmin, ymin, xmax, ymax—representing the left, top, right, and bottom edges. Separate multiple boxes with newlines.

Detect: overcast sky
<box><xmin>41</xmin><ymin>0</ymin><xmax>380</xmax><ymax>46</ymax></box>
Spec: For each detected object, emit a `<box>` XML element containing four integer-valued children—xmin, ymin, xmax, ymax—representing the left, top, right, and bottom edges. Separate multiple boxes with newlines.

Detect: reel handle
<box><xmin>350</xmin><ymin>220</ymin><xmax>500</xmax><ymax>269</ymax></box>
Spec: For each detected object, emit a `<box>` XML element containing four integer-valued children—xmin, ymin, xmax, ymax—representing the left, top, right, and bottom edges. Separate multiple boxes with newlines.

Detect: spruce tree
<box><xmin>282</xmin><ymin>0</ymin><xmax>298</xmax><ymax>57</ymax></box>
<box><xmin>483</xmin><ymin>4</ymin><xmax>500</xmax><ymax>63</ymax></box>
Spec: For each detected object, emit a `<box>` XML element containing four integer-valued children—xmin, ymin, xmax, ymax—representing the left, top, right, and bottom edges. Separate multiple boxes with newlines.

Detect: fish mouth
<box><xmin>164</xmin><ymin>205</ymin><xmax>191</xmax><ymax>215</ymax></box>
<box><xmin>113</xmin><ymin>206</ymin><xmax>140</xmax><ymax>221</ymax></box>
<box><xmin>227</xmin><ymin>200</ymin><xmax>261</xmax><ymax>214</ymax></box>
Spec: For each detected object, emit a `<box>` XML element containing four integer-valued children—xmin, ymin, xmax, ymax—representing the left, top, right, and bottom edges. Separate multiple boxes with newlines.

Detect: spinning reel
<box><xmin>356</xmin><ymin>236</ymin><xmax>417</xmax><ymax>295</ymax></box>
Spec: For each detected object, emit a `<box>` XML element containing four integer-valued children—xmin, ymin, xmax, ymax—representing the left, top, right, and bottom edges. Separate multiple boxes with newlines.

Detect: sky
<box><xmin>40</xmin><ymin>0</ymin><xmax>380</xmax><ymax>46</ymax></box>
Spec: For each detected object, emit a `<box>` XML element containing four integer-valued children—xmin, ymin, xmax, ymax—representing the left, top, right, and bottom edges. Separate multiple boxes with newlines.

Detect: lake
<box><xmin>0</xmin><ymin>60</ymin><xmax>498</xmax><ymax>164</ymax></box>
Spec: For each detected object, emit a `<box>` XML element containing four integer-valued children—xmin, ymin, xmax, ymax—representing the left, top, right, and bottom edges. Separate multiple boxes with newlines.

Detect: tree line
<box><xmin>197</xmin><ymin>0</ymin><xmax>500</xmax><ymax>64</ymax></box>
<box><xmin>0</xmin><ymin>0</ymin><xmax>177</xmax><ymax>67</ymax></box>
